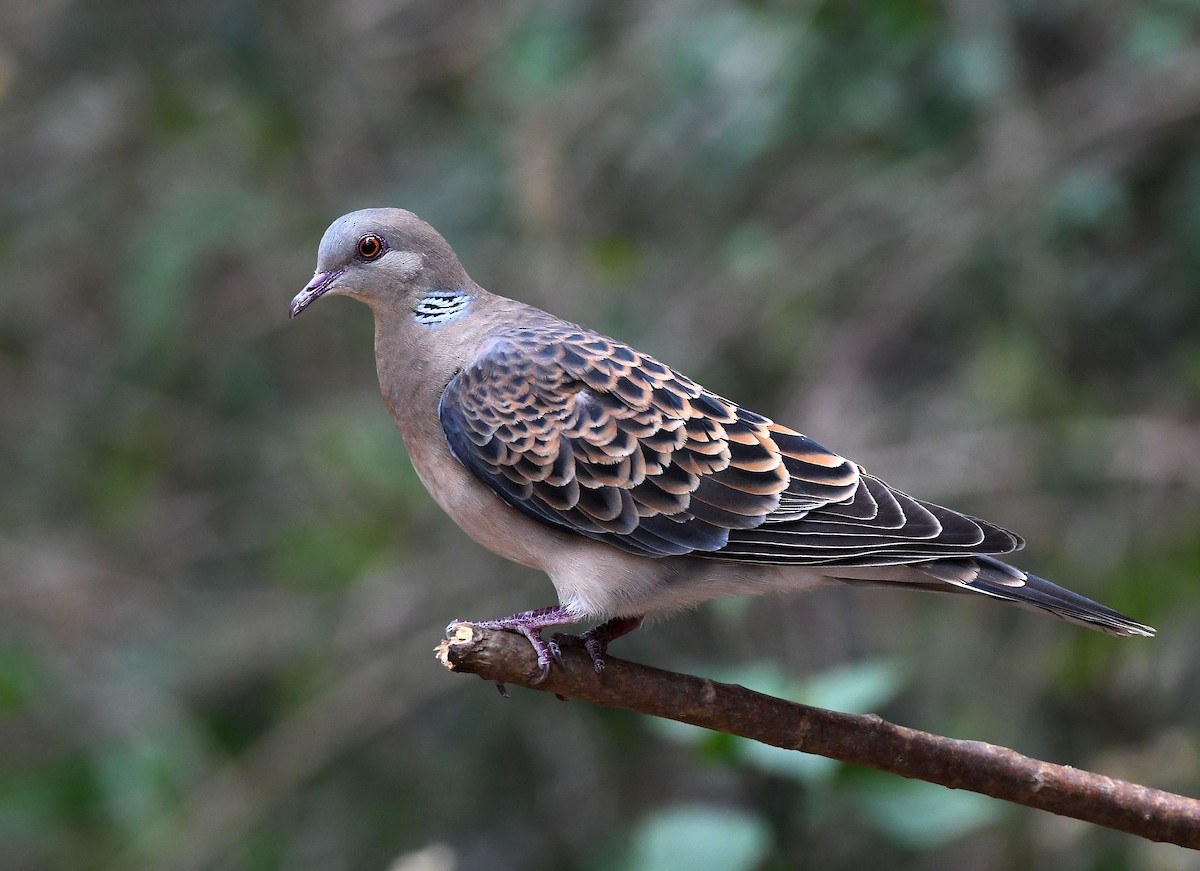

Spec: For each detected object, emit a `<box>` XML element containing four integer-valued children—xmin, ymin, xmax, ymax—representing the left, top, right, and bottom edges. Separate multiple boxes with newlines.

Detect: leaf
<box><xmin>856</xmin><ymin>778</ymin><xmax>1000</xmax><ymax>847</ymax></box>
<box><xmin>627</xmin><ymin>804</ymin><xmax>771</xmax><ymax>871</ymax></box>
<box><xmin>795</xmin><ymin>659</ymin><xmax>906</xmax><ymax>715</ymax></box>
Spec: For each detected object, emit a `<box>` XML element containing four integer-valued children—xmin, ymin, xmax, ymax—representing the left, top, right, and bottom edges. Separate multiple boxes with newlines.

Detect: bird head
<box><xmin>289</xmin><ymin>208</ymin><xmax>471</xmax><ymax>319</ymax></box>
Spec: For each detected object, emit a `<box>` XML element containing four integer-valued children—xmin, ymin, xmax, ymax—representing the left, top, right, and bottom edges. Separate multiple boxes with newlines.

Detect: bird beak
<box><xmin>289</xmin><ymin>269</ymin><xmax>344</xmax><ymax>319</ymax></box>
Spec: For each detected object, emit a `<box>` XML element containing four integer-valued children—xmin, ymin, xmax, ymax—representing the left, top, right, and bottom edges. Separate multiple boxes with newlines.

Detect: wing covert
<box><xmin>438</xmin><ymin>323</ymin><xmax>860</xmax><ymax>557</ymax></box>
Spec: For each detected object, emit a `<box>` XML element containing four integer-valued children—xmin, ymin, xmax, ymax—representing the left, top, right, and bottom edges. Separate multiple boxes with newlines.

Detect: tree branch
<box><xmin>436</xmin><ymin>622</ymin><xmax>1200</xmax><ymax>849</ymax></box>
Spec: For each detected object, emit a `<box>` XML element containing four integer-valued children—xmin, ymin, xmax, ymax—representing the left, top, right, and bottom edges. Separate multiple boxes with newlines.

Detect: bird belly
<box><xmin>548</xmin><ymin>553</ymin><xmax>833</xmax><ymax>621</ymax></box>
<box><xmin>399</xmin><ymin>425</ymin><xmax>576</xmax><ymax>572</ymax></box>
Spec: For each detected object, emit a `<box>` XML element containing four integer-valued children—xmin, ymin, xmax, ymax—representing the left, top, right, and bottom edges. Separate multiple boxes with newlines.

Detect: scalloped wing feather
<box><xmin>438</xmin><ymin>321</ymin><xmax>1023</xmax><ymax>564</ymax></box>
<box><xmin>440</xmin><ymin>323</ymin><xmax>860</xmax><ymax>557</ymax></box>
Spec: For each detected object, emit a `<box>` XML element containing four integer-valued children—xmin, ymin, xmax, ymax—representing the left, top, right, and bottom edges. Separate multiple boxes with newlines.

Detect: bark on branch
<box><xmin>436</xmin><ymin>622</ymin><xmax>1200</xmax><ymax>849</ymax></box>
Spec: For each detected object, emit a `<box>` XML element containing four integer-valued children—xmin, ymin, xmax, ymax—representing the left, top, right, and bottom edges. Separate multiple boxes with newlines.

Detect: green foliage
<box><xmin>625</xmin><ymin>804</ymin><xmax>771</xmax><ymax>871</ymax></box>
<box><xmin>855</xmin><ymin>778</ymin><xmax>1000</xmax><ymax>848</ymax></box>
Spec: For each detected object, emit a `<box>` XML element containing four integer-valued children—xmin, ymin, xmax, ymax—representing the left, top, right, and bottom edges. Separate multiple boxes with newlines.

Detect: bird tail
<box><xmin>918</xmin><ymin>555</ymin><xmax>1155</xmax><ymax>637</ymax></box>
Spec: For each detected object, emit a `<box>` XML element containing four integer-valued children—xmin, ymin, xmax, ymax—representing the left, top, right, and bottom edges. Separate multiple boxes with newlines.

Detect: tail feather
<box><xmin>920</xmin><ymin>555</ymin><xmax>1155</xmax><ymax>638</ymax></box>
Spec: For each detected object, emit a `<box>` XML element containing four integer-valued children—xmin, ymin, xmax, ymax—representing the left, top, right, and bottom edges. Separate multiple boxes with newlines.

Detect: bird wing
<box><xmin>718</xmin><ymin>473</ymin><xmax>1024</xmax><ymax>565</ymax></box>
<box><xmin>439</xmin><ymin>322</ymin><xmax>1023</xmax><ymax>562</ymax></box>
<box><xmin>438</xmin><ymin>323</ymin><xmax>860</xmax><ymax>557</ymax></box>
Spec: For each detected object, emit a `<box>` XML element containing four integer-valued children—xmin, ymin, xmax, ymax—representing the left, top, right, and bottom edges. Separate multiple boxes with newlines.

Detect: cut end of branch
<box><xmin>435</xmin><ymin>621</ymin><xmax>551</xmax><ymax>686</ymax></box>
<box><xmin>435</xmin><ymin>621</ymin><xmax>480</xmax><ymax>672</ymax></box>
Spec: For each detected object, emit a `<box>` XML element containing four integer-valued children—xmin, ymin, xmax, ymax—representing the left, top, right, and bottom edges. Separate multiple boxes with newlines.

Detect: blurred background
<box><xmin>2</xmin><ymin>1</ymin><xmax>1199</xmax><ymax>869</ymax></box>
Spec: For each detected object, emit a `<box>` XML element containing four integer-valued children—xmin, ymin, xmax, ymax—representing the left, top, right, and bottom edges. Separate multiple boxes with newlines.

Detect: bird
<box><xmin>289</xmin><ymin>207</ymin><xmax>1154</xmax><ymax>678</ymax></box>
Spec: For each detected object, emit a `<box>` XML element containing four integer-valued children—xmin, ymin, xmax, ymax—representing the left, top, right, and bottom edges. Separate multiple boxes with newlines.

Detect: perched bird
<box><xmin>290</xmin><ymin>208</ymin><xmax>1154</xmax><ymax>677</ymax></box>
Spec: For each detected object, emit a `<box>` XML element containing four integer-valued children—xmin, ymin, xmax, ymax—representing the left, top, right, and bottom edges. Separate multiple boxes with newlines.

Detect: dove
<box><xmin>290</xmin><ymin>208</ymin><xmax>1153</xmax><ymax>678</ymax></box>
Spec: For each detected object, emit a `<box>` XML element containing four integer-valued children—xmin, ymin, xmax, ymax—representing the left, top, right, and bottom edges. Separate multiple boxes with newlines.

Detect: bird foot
<box><xmin>460</xmin><ymin>605</ymin><xmax>576</xmax><ymax>682</ymax></box>
<box><xmin>554</xmin><ymin>615</ymin><xmax>644</xmax><ymax>674</ymax></box>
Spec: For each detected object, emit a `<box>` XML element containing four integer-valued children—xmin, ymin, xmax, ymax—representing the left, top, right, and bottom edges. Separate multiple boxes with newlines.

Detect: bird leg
<box><xmin>564</xmin><ymin>615</ymin><xmax>645</xmax><ymax>673</ymax></box>
<box><xmin>461</xmin><ymin>605</ymin><xmax>578</xmax><ymax>682</ymax></box>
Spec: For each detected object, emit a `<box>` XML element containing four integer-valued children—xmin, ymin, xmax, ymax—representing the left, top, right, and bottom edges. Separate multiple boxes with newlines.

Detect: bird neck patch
<box><xmin>414</xmin><ymin>289</ymin><xmax>472</xmax><ymax>325</ymax></box>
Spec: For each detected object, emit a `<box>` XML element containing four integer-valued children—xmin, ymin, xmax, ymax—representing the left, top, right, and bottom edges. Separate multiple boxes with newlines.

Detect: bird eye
<box><xmin>357</xmin><ymin>234</ymin><xmax>385</xmax><ymax>260</ymax></box>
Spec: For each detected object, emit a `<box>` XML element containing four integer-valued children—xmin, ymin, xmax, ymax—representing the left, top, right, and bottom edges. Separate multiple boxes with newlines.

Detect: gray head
<box><xmin>289</xmin><ymin>208</ymin><xmax>472</xmax><ymax>319</ymax></box>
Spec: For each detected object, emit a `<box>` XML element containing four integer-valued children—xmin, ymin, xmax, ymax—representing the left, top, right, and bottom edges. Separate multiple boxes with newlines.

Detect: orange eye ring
<box><xmin>357</xmin><ymin>234</ymin><xmax>385</xmax><ymax>260</ymax></box>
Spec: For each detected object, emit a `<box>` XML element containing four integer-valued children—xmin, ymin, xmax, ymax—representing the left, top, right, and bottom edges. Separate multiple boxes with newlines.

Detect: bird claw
<box><xmin>550</xmin><ymin>630</ymin><xmax>607</xmax><ymax>673</ymax></box>
<box><xmin>458</xmin><ymin>609</ymin><xmax>644</xmax><ymax>683</ymax></box>
<box><xmin>468</xmin><ymin>605</ymin><xmax>575</xmax><ymax>684</ymax></box>
<box><xmin>580</xmin><ymin>615</ymin><xmax>645</xmax><ymax>674</ymax></box>
<box><xmin>551</xmin><ymin>615</ymin><xmax>645</xmax><ymax>674</ymax></box>
<box><xmin>583</xmin><ymin>632</ymin><xmax>608</xmax><ymax>673</ymax></box>
<box><xmin>529</xmin><ymin>634</ymin><xmax>567</xmax><ymax>682</ymax></box>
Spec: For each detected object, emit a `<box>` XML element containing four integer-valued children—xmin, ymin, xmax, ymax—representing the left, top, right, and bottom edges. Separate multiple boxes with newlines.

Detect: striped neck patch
<box><xmin>413</xmin><ymin>289</ymin><xmax>472</xmax><ymax>325</ymax></box>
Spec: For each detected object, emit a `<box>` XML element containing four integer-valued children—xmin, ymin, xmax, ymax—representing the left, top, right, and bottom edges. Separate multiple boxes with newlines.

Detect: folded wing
<box><xmin>439</xmin><ymin>321</ymin><xmax>1019</xmax><ymax>563</ymax></box>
